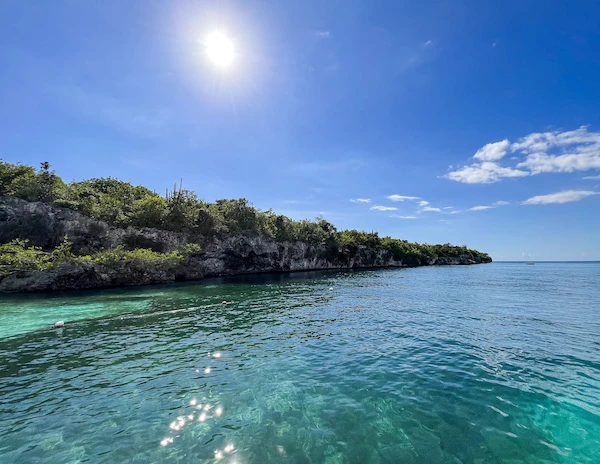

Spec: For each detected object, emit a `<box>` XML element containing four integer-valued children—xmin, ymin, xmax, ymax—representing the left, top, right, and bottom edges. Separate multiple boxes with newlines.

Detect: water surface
<box><xmin>1</xmin><ymin>263</ymin><xmax>599</xmax><ymax>463</ymax></box>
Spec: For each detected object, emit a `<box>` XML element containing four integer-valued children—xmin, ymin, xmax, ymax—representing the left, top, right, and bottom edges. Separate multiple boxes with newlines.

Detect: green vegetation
<box><xmin>0</xmin><ymin>237</ymin><xmax>201</xmax><ymax>278</ymax></box>
<box><xmin>0</xmin><ymin>160</ymin><xmax>490</xmax><ymax>278</ymax></box>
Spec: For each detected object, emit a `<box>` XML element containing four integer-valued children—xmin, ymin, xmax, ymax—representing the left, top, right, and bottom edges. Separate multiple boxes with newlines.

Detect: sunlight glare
<box><xmin>204</xmin><ymin>32</ymin><xmax>235</xmax><ymax>68</ymax></box>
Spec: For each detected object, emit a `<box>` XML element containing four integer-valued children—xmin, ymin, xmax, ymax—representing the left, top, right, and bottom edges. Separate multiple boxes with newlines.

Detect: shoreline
<box><xmin>0</xmin><ymin>195</ymin><xmax>492</xmax><ymax>294</ymax></box>
<box><xmin>0</xmin><ymin>258</ymin><xmax>491</xmax><ymax>294</ymax></box>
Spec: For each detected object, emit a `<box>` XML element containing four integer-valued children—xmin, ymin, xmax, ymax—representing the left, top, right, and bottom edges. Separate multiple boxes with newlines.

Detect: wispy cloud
<box><xmin>391</xmin><ymin>215</ymin><xmax>417</xmax><ymax>219</ymax></box>
<box><xmin>468</xmin><ymin>201</ymin><xmax>509</xmax><ymax>211</ymax></box>
<box><xmin>315</xmin><ymin>31</ymin><xmax>331</xmax><ymax>39</ymax></box>
<box><xmin>350</xmin><ymin>198</ymin><xmax>371</xmax><ymax>204</ymax></box>
<box><xmin>583</xmin><ymin>174</ymin><xmax>600</xmax><ymax>180</ymax></box>
<box><xmin>387</xmin><ymin>195</ymin><xmax>420</xmax><ymax>202</ymax></box>
<box><xmin>447</xmin><ymin>126</ymin><xmax>600</xmax><ymax>183</ymax></box>
<box><xmin>424</xmin><ymin>40</ymin><xmax>433</xmax><ymax>47</ymax></box>
<box><xmin>371</xmin><ymin>205</ymin><xmax>398</xmax><ymax>211</ymax></box>
<box><xmin>443</xmin><ymin>206</ymin><xmax>453</xmax><ymax>210</ymax></box>
<box><xmin>449</xmin><ymin>210</ymin><xmax>461</xmax><ymax>214</ymax></box>
<box><xmin>420</xmin><ymin>206</ymin><xmax>441</xmax><ymax>213</ymax></box>
<box><xmin>418</xmin><ymin>200</ymin><xmax>429</xmax><ymax>207</ymax></box>
<box><xmin>521</xmin><ymin>190</ymin><xmax>598</xmax><ymax>205</ymax></box>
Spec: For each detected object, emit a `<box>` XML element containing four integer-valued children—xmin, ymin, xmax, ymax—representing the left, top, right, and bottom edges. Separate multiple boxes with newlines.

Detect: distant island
<box><xmin>0</xmin><ymin>161</ymin><xmax>491</xmax><ymax>293</ymax></box>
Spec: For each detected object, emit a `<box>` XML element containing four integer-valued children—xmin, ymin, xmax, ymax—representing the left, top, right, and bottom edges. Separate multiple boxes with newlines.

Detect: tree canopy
<box><xmin>0</xmin><ymin>160</ymin><xmax>490</xmax><ymax>264</ymax></box>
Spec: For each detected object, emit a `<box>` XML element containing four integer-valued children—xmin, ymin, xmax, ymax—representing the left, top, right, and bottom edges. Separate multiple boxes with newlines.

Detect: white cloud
<box><xmin>446</xmin><ymin>162</ymin><xmax>528</xmax><ymax>184</ymax></box>
<box><xmin>449</xmin><ymin>210</ymin><xmax>461</xmax><ymax>214</ymax></box>
<box><xmin>493</xmin><ymin>200</ymin><xmax>510</xmax><ymax>205</ymax></box>
<box><xmin>350</xmin><ymin>198</ymin><xmax>371</xmax><ymax>204</ymax></box>
<box><xmin>447</xmin><ymin>126</ymin><xmax>600</xmax><ymax>183</ymax></box>
<box><xmin>521</xmin><ymin>190</ymin><xmax>598</xmax><ymax>205</ymax></box>
<box><xmin>391</xmin><ymin>215</ymin><xmax>417</xmax><ymax>219</ymax></box>
<box><xmin>387</xmin><ymin>194</ymin><xmax>420</xmax><ymax>202</ymax></box>
<box><xmin>371</xmin><ymin>205</ymin><xmax>398</xmax><ymax>211</ymax></box>
<box><xmin>421</xmin><ymin>206</ymin><xmax>442</xmax><ymax>212</ymax></box>
<box><xmin>424</xmin><ymin>40</ymin><xmax>433</xmax><ymax>47</ymax></box>
<box><xmin>583</xmin><ymin>174</ymin><xmax>600</xmax><ymax>180</ymax></box>
<box><xmin>443</xmin><ymin>206</ymin><xmax>453</xmax><ymax>209</ymax></box>
<box><xmin>316</xmin><ymin>31</ymin><xmax>331</xmax><ymax>39</ymax></box>
<box><xmin>517</xmin><ymin>151</ymin><xmax>600</xmax><ymax>174</ymax></box>
<box><xmin>469</xmin><ymin>205</ymin><xmax>495</xmax><ymax>211</ymax></box>
<box><xmin>511</xmin><ymin>126</ymin><xmax>599</xmax><ymax>153</ymax></box>
<box><xmin>418</xmin><ymin>200</ymin><xmax>429</xmax><ymax>207</ymax></box>
<box><xmin>473</xmin><ymin>139</ymin><xmax>510</xmax><ymax>161</ymax></box>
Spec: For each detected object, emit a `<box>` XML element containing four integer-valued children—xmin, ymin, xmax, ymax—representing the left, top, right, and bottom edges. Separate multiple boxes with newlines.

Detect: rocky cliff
<box><xmin>0</xmin><ymin>197</ymin><xmax>491</xmax><ymax>293</ymax></box>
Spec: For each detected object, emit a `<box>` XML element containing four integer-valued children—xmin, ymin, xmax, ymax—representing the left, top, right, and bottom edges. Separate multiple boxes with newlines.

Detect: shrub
<box><xmin>0</xmin><ymin>239</ymin><xmax>49</xmax><ymax>276</ymax></box>
<box><xmin>0</xmin><ymin>160</ymin><xmax>491</xmax><ymax>263</ymax></box>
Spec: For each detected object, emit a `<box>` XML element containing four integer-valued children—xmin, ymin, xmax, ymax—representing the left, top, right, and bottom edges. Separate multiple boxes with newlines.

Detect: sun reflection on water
<box><xmin>159</xmin><ymin>350</ymin><xmax>227</xmax><ymax>449</ymax></box>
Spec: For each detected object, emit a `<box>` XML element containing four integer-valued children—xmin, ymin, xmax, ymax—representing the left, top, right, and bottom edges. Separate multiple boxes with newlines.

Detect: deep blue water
<box><xmin>0</xmin><ymin>262</ymin><xmax>599</xmax><ymax>463</ymax></box>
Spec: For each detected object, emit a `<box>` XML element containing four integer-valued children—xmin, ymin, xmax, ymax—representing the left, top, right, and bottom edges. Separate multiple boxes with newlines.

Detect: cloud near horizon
<box><xmin>387</xmin><ymin>194</ymin><xmax>420</xmax><ymax>202</ymax></box>
<box><xmin>468</xmin><ymin>200</ymin><xmax>510</xmax><ymax>211</ymax></box>
<box><xmin>420</xmin><ymin>206</ymin><xmax>441</xmax><ymax>212</ymax></box>
<box><xmin>371</xmin><ymin>205</ymin><xmax>398</xmax><ymax>211</ymax></box>
<box><xmin>521</xmin><ymin>190</ymin><xmax>598</xmax><ymax>205</ymax></box>
<box><xmin>447</xmin><ymin>126</ymin><xmax>600</xmax><ymax>183</ymax></box>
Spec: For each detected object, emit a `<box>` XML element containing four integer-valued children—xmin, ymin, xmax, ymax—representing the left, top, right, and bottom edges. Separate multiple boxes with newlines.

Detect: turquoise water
<box><xmin>1</xmin><ymin>263</ymin><xmax>599</xmax><ymax>463</ymax></box>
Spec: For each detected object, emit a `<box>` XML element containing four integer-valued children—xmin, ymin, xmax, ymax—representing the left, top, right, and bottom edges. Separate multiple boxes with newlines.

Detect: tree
<box><xmin>165</xmin><ymin>187</ymin><xmax>199</xmax><ymax>231</ymax></box>
<box><xmin>196</xmin><ymin>208</ymin><xmax>216</xmax><ymax>236</ymax></box>
<box><xmin>129</xmin><ymin>195</ymin><xmax>168</xmax><ymax>228</ymax></box>
<box><xmin>0</xmin><ymin>160</ymin><xmax>37</xmax><ymax>197</ymax></box>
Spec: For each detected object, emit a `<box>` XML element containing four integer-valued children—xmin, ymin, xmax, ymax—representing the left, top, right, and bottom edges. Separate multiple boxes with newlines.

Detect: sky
<box><xmin>1</xmin><ymin>0</ymin><xmax>599</xmax><ymax>261</ymax></box>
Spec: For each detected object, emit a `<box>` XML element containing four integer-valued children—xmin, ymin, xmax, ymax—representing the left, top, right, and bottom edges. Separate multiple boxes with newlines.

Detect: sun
<box><xmin>204</xmin><ymin>32</ymin><xmax>235</xmax><ymax>68</ymax></box>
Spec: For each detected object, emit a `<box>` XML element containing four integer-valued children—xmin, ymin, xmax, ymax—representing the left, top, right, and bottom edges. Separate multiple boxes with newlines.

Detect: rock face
<box><xmin>0</xmin><ymin>260</ymin><xmax>193</xmax><ymax>293</ymax></box>
<box><xmin>0</xmin><ymin>196</ymin><xmax>188</xmax><ymax>253</ymax></box>
<box><xmin>0</xmin><ymin>197</ymin><xmax>491</xmax><ymax>293</ymax></box>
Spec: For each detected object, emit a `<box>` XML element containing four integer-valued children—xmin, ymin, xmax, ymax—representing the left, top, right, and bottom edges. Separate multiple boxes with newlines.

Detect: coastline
<box><xmin>0</xmin><ymin>196</ymin><xmax>491</xmax><ymax>294</ymax></box>
<box><xmin>0</xmin><ymin>250</ymin><xmax>491</xmax><ymax>294</ymax></box>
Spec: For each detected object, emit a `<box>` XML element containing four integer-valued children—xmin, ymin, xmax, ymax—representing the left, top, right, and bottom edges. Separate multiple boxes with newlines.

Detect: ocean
<box><xmin>1</xmin><ymin>262</ymin><xmax>599</xmax><ymax>463</ymax></box>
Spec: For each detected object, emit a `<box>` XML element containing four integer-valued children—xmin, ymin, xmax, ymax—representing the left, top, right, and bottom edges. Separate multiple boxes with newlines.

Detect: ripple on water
<box><xmin>1</xmin><ymin>264</ymin><xmax>600</xmax><ymax>463</ymax></box>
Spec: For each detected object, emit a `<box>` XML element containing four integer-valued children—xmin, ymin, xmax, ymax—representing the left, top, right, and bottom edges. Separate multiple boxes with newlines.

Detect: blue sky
<box><xmin>1</xmin><ymin>0</ymin><xmax>599</xmax><ymax>260</ymax></box>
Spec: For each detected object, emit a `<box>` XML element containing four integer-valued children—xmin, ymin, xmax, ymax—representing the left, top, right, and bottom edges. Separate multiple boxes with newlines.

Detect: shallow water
<box><xmin>1</xmin><ymin>263</ymin><xmax>599</xmax><ymax>463</ymax></box>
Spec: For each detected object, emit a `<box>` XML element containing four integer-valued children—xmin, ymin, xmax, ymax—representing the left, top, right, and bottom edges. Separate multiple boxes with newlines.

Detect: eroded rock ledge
<box><xmin>0</xmin><ymin>197</ymin><xmax>491</xmax><ymax>293</ymax></box>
